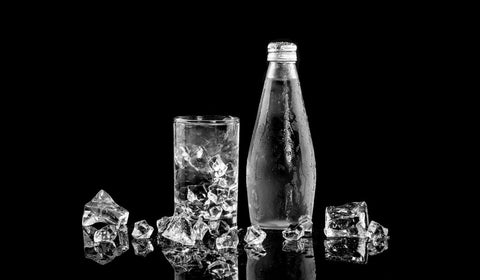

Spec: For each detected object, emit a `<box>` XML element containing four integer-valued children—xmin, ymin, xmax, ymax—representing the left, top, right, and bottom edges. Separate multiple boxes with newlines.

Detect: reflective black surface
<box><xmin>36</xmin><ymin>12</ymin><xmax>424</xmax><ymax>279</ymax></box>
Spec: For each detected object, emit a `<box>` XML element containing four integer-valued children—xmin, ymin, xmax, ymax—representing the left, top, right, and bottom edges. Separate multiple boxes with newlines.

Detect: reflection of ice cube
<box><xmin>324</xmin><ymin>201</ymin><xmax>368</xmax><ymax>238</ymax></box>
<box><xmin>298</xmin><ymin>215</ymin><xmax>313</xmax><ymax>237</ymax></box>
<box><xmin>324</xmin><ymin>237</ymin><xmax>368</xmax><ymax>264</ymax></box>
<box><xmin>162</xmin><ymin>246</ymin><xmax>206</xmax><ymax>273</ymax></box>
<box><xmin>132</xmin><ymin>239</ymin><xmax>154</xmax><ymax>257</ymax></box>
<box><xmin>83</xmin><ymin>224</ymin><xmax>129</xmax><ymax>265</ymax></box>
<box><xmin>366</xmin><ymin>221</ymin><xmax>389</xmax><ymax>256</ymax></box>
<box><xmin>244</xmin><ymin>244</ymin><xmax>267</xmax><ymax>259</ymax></box>
<box><xmin>207</xmin><ymin>259</ymin><xmax>237</xmax><ymax>279</ymax></box>
<box><xmin>282</xmin><ymin>239</ymin><xmax>306</xmax><ymax>253</ymax></box>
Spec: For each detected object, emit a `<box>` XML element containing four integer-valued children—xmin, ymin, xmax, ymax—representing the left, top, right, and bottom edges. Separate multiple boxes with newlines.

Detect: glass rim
<box><xmin>174</xmin><ymin>115</ymin><xmax>239</xmax><ymax>125</ymax></box>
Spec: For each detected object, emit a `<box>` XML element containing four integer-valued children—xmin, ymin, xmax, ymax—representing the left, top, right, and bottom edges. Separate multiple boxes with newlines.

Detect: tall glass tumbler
<box><xmin>174</xmin><ymin>116</ymin><xmax>240</xmax><ymax>228</ymax></box>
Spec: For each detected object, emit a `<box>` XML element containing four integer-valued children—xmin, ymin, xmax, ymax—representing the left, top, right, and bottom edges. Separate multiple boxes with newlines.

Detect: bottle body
<box><xmin>247</xmin><ymin>61</ymin><xmax>316</xmax><ymax>229</ymax></box>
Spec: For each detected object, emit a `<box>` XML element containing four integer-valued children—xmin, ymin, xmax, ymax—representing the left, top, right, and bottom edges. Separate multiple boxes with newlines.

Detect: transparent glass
<box><xmin>174</xmin><ymin>115</ymin><xmax>239</xmax><ymax>227</ymax></box>
<box><xmin>247</xmin><ymin>61</ymin><xmax>316</xmax><ymax>230</ymax></box>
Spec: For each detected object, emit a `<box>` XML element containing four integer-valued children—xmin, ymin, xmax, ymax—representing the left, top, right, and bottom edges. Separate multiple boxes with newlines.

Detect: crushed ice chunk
<box><xmin>366</xmin><ymin>221</ymin><xmax>389</xmax><ymax>255</ymax></box>
<box><xmin>324</xmin><ymin>201</ymin><xmax>368</xmax><ymax>238</ymax></box>
<box><xmin>132</xmin><ymin>239</ymin><xmax>154</xmax><ymax>257</ymax></box>
<box><xmin>244</xmin><ymin>225</ymin><xmax>266</xmax><ymax>245</ymax></box>
<box><xmin>162</xmin><ymin>215</ymin><xmax>195</xmax><ymax>246</ymax></box>
<box><xmin>216</xmin><ymin>227</ymin><xmax>239</xmax><ymax>250</ymax></box>
<box><xmin>93</xmin><ymin>224</ymin><xmax>117</xmax><ymax>243</ymax></box>
<box><xmin>156</xmin><ymin>216</ymin><xmax>171</xmax><ymax>235</ymax></box>
<box><xmin>82</xmin><ymin>189</ymin><xmax>129</xmax><ymax>228</ymax></box>
<box><xmin>298</xmin><ymin>215</ymin><xmax>313</xmax><ymax>237</ymax></box>
<box><xmin>208</xmin><ymin>155</ymin><xmax>228</xmax><ymax>178</ymax></box>
<box><xmin>192</xmin><ymin>217</ymin><xmax>209</xmax><ymax>241</ymax></box>
<box><xmin>132</xmin><ymin>220</ymin><xmax>154</xmax><ymax>239</ymax></box>
<box><xmin>324</xmin><ymin>237</ymin><xmax>367</xmax><ymax>264</ymax></box>
<box><xmin>207</xmin><ymin>205</ymin><xmax>223</xmax><ymax>220</ymax></box>
<box><xmin>282</xmin><ymin>223</ymin><xmax>305</xmax><ymax>241</ymax></box>
<box><xmin>221</xmin><ymin>199</ymin><xmax>236</xmax><ymax>212</ymax></box>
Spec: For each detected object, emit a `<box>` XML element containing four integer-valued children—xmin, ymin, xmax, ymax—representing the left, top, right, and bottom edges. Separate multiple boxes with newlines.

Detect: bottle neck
<box><xmin>266</xmin><ymin>62</ymin><xmax>298</xmax><ymax>80</ymax></box>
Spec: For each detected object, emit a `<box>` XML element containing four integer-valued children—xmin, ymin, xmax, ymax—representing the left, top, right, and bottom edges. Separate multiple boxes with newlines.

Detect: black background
<box><xmin>19</xmin><ymin>7</ymin><xmax>448</xmax><ymax>279</ymax></box>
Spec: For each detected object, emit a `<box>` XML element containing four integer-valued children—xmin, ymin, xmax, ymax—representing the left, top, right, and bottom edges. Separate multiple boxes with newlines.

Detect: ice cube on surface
<box><xmin>132</xmin><ymin>220</ymin><xmax>154</xmax><ymax>239</ymax></box>
<box><xmin>324</xmin><ymin>201</ymin><xmax>368</xmax><ymax>238</ymax></box>
<box><xmin>93</xmin><ymin>224</ymin><xmax>117</xmax><ymax>243</ymax></box>
<box><xmin>282</xmin><ymin>223</ymin><xmax>305</xmax><ymax>241</ymax></box>
<box><xmin>162</xmin><ymin>215</ymin><xmax>195</xmax><ymax>246</ymax></box>
<box><xmin>82</xmin><ymin>190</ymin><xmax>129</xmax><ymax>228</ymax></box>
<box><xmin>244</xmin><ymin>225</ymin><xmax>267</xmax><ymax>245</ymax></box>
<box><xmin>215</xmin><ymin>227</ymin><xmax>239</xmax><ymax>250</ymax></box>
<box><xmin>156</xmin><ymin>216</ymin><xmax>171</xmax><ymax>235</ymax></box>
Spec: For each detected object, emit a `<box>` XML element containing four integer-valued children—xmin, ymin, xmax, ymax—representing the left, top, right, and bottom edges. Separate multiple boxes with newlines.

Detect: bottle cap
<box><xmin>267</xmin><ymin>42</ymin><xmax>297</xmax><ymax>62</ymax></box>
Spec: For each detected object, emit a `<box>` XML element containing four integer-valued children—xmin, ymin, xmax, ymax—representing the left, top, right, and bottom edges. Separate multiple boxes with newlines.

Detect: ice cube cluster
<box><xmin>174</xmin><ymin>142</ymin><xmax>239</xmax><ymax>229</ymax></box>
<box><xmin>323</xmin><ymin>201</ymin><xmax>390</xmax><ymax>264</ymax></box>
<box><xmin>82</xmin><ymin>190</ymin><xmax>130</xmax><ymax>265</ymax></box>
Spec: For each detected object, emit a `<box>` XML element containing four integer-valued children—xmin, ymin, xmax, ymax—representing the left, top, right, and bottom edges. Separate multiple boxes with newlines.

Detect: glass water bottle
<box><xmin>246</xmin><ymin>42</ymin><xmax>316</xmax><ymax>229</ymax></box>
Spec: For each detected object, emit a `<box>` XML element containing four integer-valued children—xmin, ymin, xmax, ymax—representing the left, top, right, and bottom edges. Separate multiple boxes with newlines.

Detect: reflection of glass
<box><xmin>247</xmin><ymin>230</ymin><xmax>316</xmax><ymax>280</ymax></box>
<box><xmin>174</xmin><ymin>116</ymin><xmax>239</xmax><ymax>228</ymax></box>
<box><xmin>161</xmin><ymin>244</ymin><xmax>238</xmax><ymax>280</ymax></box>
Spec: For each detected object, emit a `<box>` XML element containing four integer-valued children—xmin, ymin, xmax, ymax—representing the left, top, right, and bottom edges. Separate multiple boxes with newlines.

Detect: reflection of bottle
<box><xmin>247</xmin><ymin>231</ymin><xmax>316</xmax><ymax>280</ymax></box>
<box><xmin>247</xmin><ymin>42</ymin><xmax>316</xmax><ymax>229</ymax></box>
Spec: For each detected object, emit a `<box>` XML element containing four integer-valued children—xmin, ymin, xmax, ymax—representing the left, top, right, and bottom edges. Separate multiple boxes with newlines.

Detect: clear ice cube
<box><xmin>192</xmin><ymin>217</ymin><xmax>209</xmax><ymax>241</ymax></box>
<box><xmin>244</xmin><ymin>225</ymin><xmax>267</xmax><ymax>245</ymax></box>
<box><xmin>208</xmin><ymin>155</ymin><xmax>228</xmax><ymax>178</ymax></box>
<box><xmin>132</xmin><ymin>220</ymin><xmax>154</xmax><ymax>239</ymax></box>
<box><xmin>216</xmin><ymin>227</ymin><xmax>239</xmax><ymax>250</ymax></box>
<box><xmin>207</xmin><ymin>205</ymin><xmax>223</xmax><ymax>220</ymax></box>
<box><xmin>298</xmin><ymin>215</ymin><xmax>313</xmax><ymax>237</ymax></box>
<box><xmin>156</xmin><ymin>216</ymin><xmax>171</xmax><ymax>235</ymax></box>
<box><xmin>132</xmin><ymin>239</ymin><xmax>154</xmax><ymax>257</ymax></box>
<box><xmin>324</xmin><ymin>201</ymin><xmax>368</xmax><ymax>238</ymax></box>
<box><xmin>282</xmin><ymin>223</ymin><xmax>305</xmax><ymax>241</ymax></box>
<box><xmin>324</xmin><ymin>237</ymin><xmax>368</xmax><ymax>264</ymax></box>
<box><xmin>162</xmin><ymin>215</ymin><xmax>195</xmax><ymax>246</ymax></box>
<box><xmin>93</xmin><ymin>224</ymin><xmax>117</xmax><ymax>243</ymax></box>
<box><xmin>366</xmin><ymin>220</ymin><xmax>389</xmax><ymax>256</ymax></box>
<box><xmin>82</xmin><ymin>190</ymin><xmax>129</xmax><ymax>229</ymax></box>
